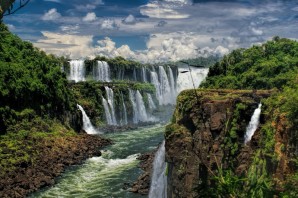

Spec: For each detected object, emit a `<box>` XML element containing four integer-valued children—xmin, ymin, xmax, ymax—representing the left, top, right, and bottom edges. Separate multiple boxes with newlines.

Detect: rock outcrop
<box><xmin>165</xmin><ymin>89</ymin><xmax>278</xmax><ymax>197</ymax></box>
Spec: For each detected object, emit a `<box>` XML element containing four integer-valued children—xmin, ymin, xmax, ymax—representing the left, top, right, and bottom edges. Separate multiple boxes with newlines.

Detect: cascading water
<box><xmin>244</xmin><ymin>103</ymin><xmax>262</xmax><ymax>144</ymax></box>
<box><xmin>94</xmin><ymin>61</ymin><xmax>110</xmax><ymax>82</ymax></box>
<box><xmin>136</xmin><ymin>90</ymin><xmax>149</xmax><ymax>122</ymax></box>
<box><xmin>129</xmin><ymin>89</ymin><xmax>138</xmax><ymax>124</ymax></box>
<box><xmin>168</xmin><ymin>66</ymin><xmax>177</xmax><ymax>98</ymax></box>
<box><xmin>77</xmin><ymin>104</ymin><xmax>99</xmax><ymax>134</ymax></box>
<box><xmin>142</xmin><ymin>67</ymin><xmax>147</xmax><ymax>82</ymax></box>
<box><xmin>149</xmin><ymin>141</ymin><xmax>167</xmax><ymax>198</ymax></box>
<box><xmin>120</xmin><ymin>92</ymin><xmax>128</xmax><ymax>126</ymax></box>
<box><xmin>159</xmin><ymin>66</ymin><xmax>174</xmax><ymax>105</ymax></box>
<box><xmin>69</xmin><ymin>60</ymin><xmax>85</xmax><ymax>82</ymax></box>
<box><xmin>147</xmin><ymin>93</ymin><xmax>156</xmax><ymax>110</ymax></box>
<box><xmin>150</xmin><ymin>71</ymin><xmax>162</xmax><ymax>104</ymax></box>
<box><xmin>102</xmin><ymin>98</ymin><xmax>113</xmax><ymax>125</ymax></box>
<box><xmin>104</xmin><ymin>87</ymin><xmax>117</xmax><ymax>125</ymax></box>
<box><xmin>177</xmin><ymin>67</ymin><xmax>209</xmax><ymax>92</ymax></box>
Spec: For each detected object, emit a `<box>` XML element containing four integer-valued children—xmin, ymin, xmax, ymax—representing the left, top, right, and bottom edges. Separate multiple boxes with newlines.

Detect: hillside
<box><xmin>166</xmin><ymin>38</ymin><xmax>298</xmax><ymax>197</ymax></box>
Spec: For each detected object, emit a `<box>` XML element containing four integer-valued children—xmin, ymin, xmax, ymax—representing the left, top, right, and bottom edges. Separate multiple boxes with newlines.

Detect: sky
<box><xmin>3</xmin><ymin>0</ymin><xmax>298</xmax><ymax>63</ymax></box>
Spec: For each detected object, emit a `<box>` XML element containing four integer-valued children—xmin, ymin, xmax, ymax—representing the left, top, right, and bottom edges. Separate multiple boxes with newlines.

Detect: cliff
<box><xmin>165</xmin><ymin>89</ymin><xmax>297</xmax><ymax>197</ymax></box>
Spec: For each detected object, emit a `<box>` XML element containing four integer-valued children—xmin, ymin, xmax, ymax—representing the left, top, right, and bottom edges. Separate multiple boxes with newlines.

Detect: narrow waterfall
<box><xmin>129</xmin><ymin>89</ymin><xmax>139</xmax><ymax>124</ymax></box>
<box><xmin>159</xmin><ymin>66</ymin><xmax>174</xmax><ymax>105</ymax></box>
<box><xmin>69</xmin><ymin>60</ymin><xmax>85</xmax><ymax>82</ymax></box>
<box><xmin>133</xmin><ymin>68</ymin><xmax>137</xmax><ymax>81</ymax></box>
<box><xmin>102</xmin><ymin>98</ymin><xmax>113</xmax><ymax>125</ymax></box>
<box><xmin>104</xmin><ymin>87</ymin><xmax>117</xmax><ymax>125</ymax></box>
<box><xmin>77</xmin><ymin>104</ymin><xmax>99</xmax><ymax>134</ymax></box>
<box><xmin>168</xmin><ymin>66</ymin><xmax>177</xmax><ymax>98</ymax></box>
<box><xmin>94</xmin><ymin>61</ymin><xmax>110</xmax><ymax>82</ymax></box>
<box><xmin>150</xmin><ymin>71</ymin><xmax>162</xmax><ymax>104</ymax></box>
<box><xmin>136</xmin><ymin>90</ymin><xmax>148</xmax><ymax>122</ymax></box>
<box><xmin>244</xmin><ymin>103</ymin><xmax>262</xmax><ymax>144</ymax></box>
<box><xmin>147</xmin><ymin>93</ymin><xmax>156</xmax><ymax>110</ymax></box>
<box><xmin>120</xmin><ymin>92</ymin><xmax>128</xmax><ymax>126</ymax></box>
<box><xmin>149</xmin><ymin>141</ymin><xmax>167</xmax><ymax>198</ymax></box>
<box><xmin>142</xmin><ymin>67</ymin><xmax>147</xmax><ymax>82</ymax></box>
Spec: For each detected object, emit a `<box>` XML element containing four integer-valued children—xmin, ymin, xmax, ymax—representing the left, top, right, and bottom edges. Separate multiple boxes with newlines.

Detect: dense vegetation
<box><xmin>200</xmin><ymin>37</ymin><xmax>298</xmax><ymax>197</ymax></box>
<box><xmin>0</xmin><ymin>22</ymin><xmax>76</xmax><ymax>134</ymax></box>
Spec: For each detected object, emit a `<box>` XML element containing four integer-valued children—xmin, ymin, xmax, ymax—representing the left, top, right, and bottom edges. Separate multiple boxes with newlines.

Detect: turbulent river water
<box><xmin>30</xmin><ymin>124</ymin><xmax>165</xmax><ymax>198</ymax></box>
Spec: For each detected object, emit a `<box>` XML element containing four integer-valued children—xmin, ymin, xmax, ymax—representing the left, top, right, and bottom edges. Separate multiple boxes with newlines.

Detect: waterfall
<box><xmin>77</xmin><ymin>104</ymin><xmax>99</xmax><ymax>134</ymax></box>
<box><xmin>129</xmin><ymin>89</ymin><xmax>139</xmax><ymax>124</ymax></box>
<box><xmin>149</xmin><ymin>141</ymin><xmax>167</xmax><ymax>198</ymax></box>
<box><xmin>159</xmin><ymin>66</ymin><xmax>174</xmax><ymax>105</ymax></box>
<box><xmin>120</xmin><ymin>92</ymin><xmax>128</xmax><ymax>126</ymax></box>
<box><xmin>94</xmin><ymin>61</ymin><xmax>110</xmax><ymax>82</ymax></box>
<box><xmin>244</xmin><ymin>103</ymin><xmax>262</xmax><ymax>144</ymax></box>
<box><xmin>177</xmin><ymin>67</ymin><xmax>209</xmax><ymax>92</ymax></box>
<box><xmin>168</xmin><ymin>66</ymin><xmax>177</xmax><ymax>98</ymax></box>
<box><xmin>102</xmin><ymin>98</ymin><xmax>113</xmax><ymax>125</ymax></box>
<box><xmin>147</xmin><ymin>93</ymin><xmax>156</xmax><ymax>110</ymax></box>
<box><xmin>133</xmin><ymin>68</ymin><xmax>137</xmax><ymax>81</ymax></box>
<box><xmin>104</xmin><ymin>87</ymin><xmax>117</xmax><ymax>125</ymax></box>
<box><xmin>142</xmin><ymin>67</ymin><xmax>147</xmax><ymax>82</ymax></box>
<box><xmin>150</xmin><ymin>71</ymin><xmax>162</xmax><ymax>104</ymax></box>
<box><xmin>69</xmin><ymin>60</ymin><xmax>85</xmax><ymax>82</ymax></box>
<box><xmin>136</xmin><ymin>90</ymin><xmax>148</xmax><ymax>122</ymax></box>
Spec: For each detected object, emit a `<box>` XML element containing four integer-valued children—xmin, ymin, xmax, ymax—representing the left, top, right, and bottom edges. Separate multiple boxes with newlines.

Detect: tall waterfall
<box><xmin>104</xmin><ymin>87</ymin><xmax>117</xmax><ymax>125</ymax></box>
<box><xmin>102</xmin><ymin>98</ymin><xmax>113</xmax><ymax>125</ymax></box>
<box><xmin>244</xmin><ymin>103</ymin><xmax>262</xmax><ymax>144</ymax></box>
<box><xmin>150</xmin><ymin>71</ymin><xmax>162</xmax><ymax>104</ymax></box>
<box><xmin>142</xmin><ymin>67</ymin><xmax>147</xmax><ymax>82</ymax></box>
<box><xmin>159</xmin><ymin>66</ymin><xmax>174</xmax><ymax>105</ymax></box>
<box><xmin>69</xmin><ymin>60</ymin><xmax>85</xmax><ymax>82</ymax></box>
<box><xmin>147</xmin><ymin>93</ymin><xmax>156</xmax><ymax>110</ymax></box>
<box><xmin>168</xmin><ymin>66</ymin><xmax>177</xmax><ymax>98</ymax></box>
<box><xmin>120</xmin><ymin>92</ymin><xmax>128</xmax><ymax>126</ymax></box>
<box><xmin>77</xmin><ymin>104</ymin><xmax>99</xmax><ymax>134</ymax></box>
<box><xmin>149</xmin><ymin>141</ymin><xmax>167</xmax><ymax>198</ymax></box>
<box><xmin>94</xmin><ymin>61</ymin><xmax>110</xmax><ymax>82</ymax></box>
<box><xmin>129</xmin><ymin>89</ymin><xmax>154</xmax><ymax>124</ymax></box>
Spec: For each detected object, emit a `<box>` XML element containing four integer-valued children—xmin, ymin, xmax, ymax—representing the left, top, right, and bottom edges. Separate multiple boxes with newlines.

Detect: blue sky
<box><xmin>3</xmin><ymin>0</ymin><xmax>298</xmax><ymax>62</ymax></box>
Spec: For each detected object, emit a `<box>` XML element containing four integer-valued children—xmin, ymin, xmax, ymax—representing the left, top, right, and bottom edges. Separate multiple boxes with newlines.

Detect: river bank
<box><xmin>0</xmin><ymin>133</ymin><xmax>112</xmax><ymax>198</ymax></box>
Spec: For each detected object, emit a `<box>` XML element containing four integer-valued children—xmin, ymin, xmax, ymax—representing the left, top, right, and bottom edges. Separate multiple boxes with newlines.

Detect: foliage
<box><xmin>0</xmin><ymin>22</ymin><xmax>76</xmax><ymax>134</ymax></box>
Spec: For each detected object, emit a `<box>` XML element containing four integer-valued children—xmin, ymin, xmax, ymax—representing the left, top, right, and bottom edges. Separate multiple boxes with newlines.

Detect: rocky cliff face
<box><xmin>164</xmin><ymin>89</ymin><xmax>290</xmax><ymax>197</ymax></box>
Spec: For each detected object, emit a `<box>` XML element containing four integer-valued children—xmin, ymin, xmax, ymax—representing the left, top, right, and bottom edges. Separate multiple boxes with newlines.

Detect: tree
<box><xmin>0</xmin><ymin>0</ymin><xmax>31</xmax><ymax>19</ymax></box>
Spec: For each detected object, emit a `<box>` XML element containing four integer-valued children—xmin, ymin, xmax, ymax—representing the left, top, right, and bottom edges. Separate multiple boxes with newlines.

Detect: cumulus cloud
<box><xmin>42</xmin><ymin>8</ymin><xmax>61</xmax><ymax>21</ymax></box>
<box><xmin>101</xmin><ymin>19</ymin><xmax>119</xmax><ymax>30</ymax></box>
<box><xmin>75</xmin><ymin>0</ymin><xmax>104</xmax><ymax>12</ymax></box>
<box><xmin>83</xmin><ymin>12</ymin><xmax>97</xmax><ymax>22</ymax></box>
<box><xmin>35</xmin><ymin>32</ymin><xmax>94</xmax><ymax>58</ymax></box>
<box><xmin>122</xmin><ymin>14</ymin><xmax>136</xmax><ymax>25</ymax></box>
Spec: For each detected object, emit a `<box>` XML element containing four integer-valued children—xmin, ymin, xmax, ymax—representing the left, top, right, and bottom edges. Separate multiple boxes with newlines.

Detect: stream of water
<box><xmin>30</xmin><ymin>124</ymin><xmax>165</xmax><ymax>198</ymax></box>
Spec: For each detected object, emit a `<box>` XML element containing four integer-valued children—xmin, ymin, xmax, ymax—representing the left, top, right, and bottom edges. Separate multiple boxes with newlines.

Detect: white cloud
<box><xmin>140</xmin><ymin>3</ymin><xmax>190</xmax><ymax>19</ymax></box>
<box><xmin>42</xmin><ymin>8</ymin><xmax>61</xmax><ymax>21</ymax></box>
<box><xmin>101</xmin><ymin>19</ymin><xmax>119</xmax><ymax>30</ymax></box>
<box><xmin>35</xmin><ymin>32</ymin><xmax>94</xmax><ymax>58</ymax></box>
<box><xmin>60</xmin><ymin>24</ymin><xmax>79</xmax><ymax>33</ymax></box>
<box><xmin>75</xmin><ymin>0</ymin><xmax>104</xmax><ymax>11</ymax></box>
<box><xmin>122</xmin><ymin>14</ymin><xmax>136</xmax><ymax>24</ymax></box>
<box><xmin>83</xmin><ymin>12</ymin><xmax>97</xmax><ymax>22</ymax></box>
<box><xmin>6</xmin><ymin>24</ymin><xmax>16</xmax><ymax>31</ymax></box>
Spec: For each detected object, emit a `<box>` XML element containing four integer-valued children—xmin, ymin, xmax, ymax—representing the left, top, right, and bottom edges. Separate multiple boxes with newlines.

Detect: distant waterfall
<box><xmin>244</xmin><ymin>103</ymin><xmax>262</xmax><ymax>144</ymax></box>
<box><xmin>150</xmin><ymin>71</ymin><xmax>162</xmax><ymax>104</ymax></box>
<box><xmin>69</xmin><ymin>60</ymin><xmax>85</xmax><ymax>82</ymax></box>
<box><xmin>129</xmin><ymin>89</ymin><xmax>154</xmax><ymax>124</ymax></box>
<box><xmin>77</xmin><ymin>104</ymin><xmax>99</xmax><ymax>134</ymax></box>
<box><xmin>149</xmin><ymin>141</ymin><xmax>167</xmax><ymax>198</ymax></box>
<box><xmin>159</xmin><ymin>66</ymin><xmax>174</xmax><ymax>105</ymax></box>
<box><xmin>104</xmin><ymin>87</ymin><xmax>117</xmax><ymax>125</ymax></box>
<box><xmin>136</xmin><ymin>90</ymin><xmax>148</xmax><ymax>122</ymax></box>
<box><xmin>147</xmin><ymin>93</ymin><xmax>156</xmax><ymax>110</ymax></box>
<box><xmin>142</xmin><ymin>67</ymin><xmax>147</xmax><ymax>82</ymax></box>
<box><xmin>177</xmin><ymin>67</ymin><xmax>209</xmax><ymax>92</ymax></box>
<box><xmin>168</xmin><ymin>66</ymin><xmax>177</xmax><ymax>98</ymax></box>
<box><xmin>120</xmin><ymin>92</ymin><xmax>128</xmax><ymax>126</ymax></box>
<box><xmin>94</xmin><ymin>61</ymin><xmax>110</xmax><ymax>82</ymax></box>
<box><xmin>102</xmin><ymin>98</ymin><xmax>113</xmax><ymax>125</ymax></box>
